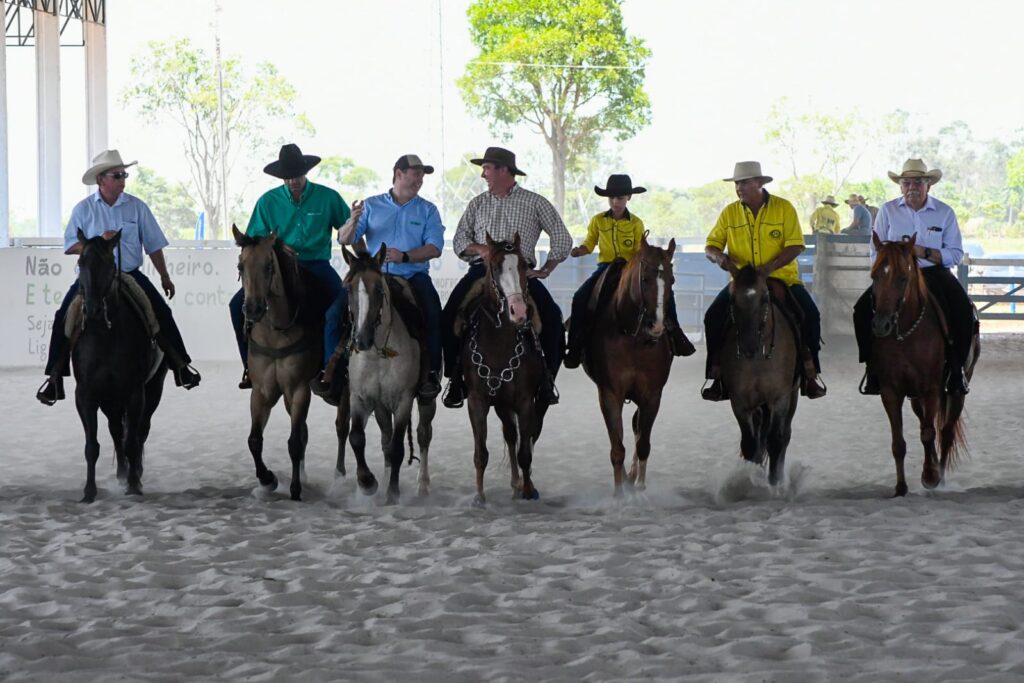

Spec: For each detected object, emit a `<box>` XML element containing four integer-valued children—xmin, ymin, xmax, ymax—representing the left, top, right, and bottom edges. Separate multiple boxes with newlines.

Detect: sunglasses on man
<box><xmin>102</xmin><ymin>171</ymin><xmax>130</xmax><ymax>180</ymax></box>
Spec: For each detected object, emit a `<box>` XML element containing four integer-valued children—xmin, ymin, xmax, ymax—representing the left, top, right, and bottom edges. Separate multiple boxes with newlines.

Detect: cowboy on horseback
<box><xmin>228</xmin><ymin>144</ymin><xmax>352</xmax><ymax>389</ymax></box>
<box><xmin>440</xmin><ymin>147</ymin><xmax>570</xmax><ymax>409</ymax></box>
<box><xmin>314</xmin><ymin>154</ymin><xmax>445</xmax><ymax>406</ymax></box>
<box><xmin>564</xmin><ymin>174</ymin><xmax>696</xmax><ymax>369</ymax></box>
<box><xmin>701</xmin><ymin>161</ymin><xmax>827</xmax><ymax>402</ymax></box>
<box><xmin>853</xmin><ymin>158</ymin><xmax>975</xmax><ymax>396</ymax></box>
<box><xmin>36</xmin><ymin>149</ymin><xmax>201</xmax><ymax>406</ymax></box>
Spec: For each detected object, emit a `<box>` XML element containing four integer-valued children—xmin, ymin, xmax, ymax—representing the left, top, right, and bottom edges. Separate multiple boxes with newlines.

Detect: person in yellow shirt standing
<box><xmin>564</xmin><ymin>174</ymin><xmax>695</xmax><ymax>369</ymax></box>
<box><xmin>701</xmin><ymin>161</ymin><xmax>827</xmax><ymax>401</ymax></box>
<box><xmin>809</xmin><ymin>195</ymin><xmax>841</xmax><ymax>234</ymax></box>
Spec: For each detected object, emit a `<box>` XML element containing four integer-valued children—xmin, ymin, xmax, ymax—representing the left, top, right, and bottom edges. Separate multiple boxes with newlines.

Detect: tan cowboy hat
<box><xmin>722</xmin><ymin>161</ymin><xmax>772</xmax><ymax>183</ymax></box>
<box><xmin>821</xmin><ymin>195</ymin><xmax>838</xmax><ymax>206</ymax></box>
<box><xmin>82</xmin><ymin>149</ymin><xmax>138</xmax><ymax>185</ymax></box>
<box><xmin>888</xmin><ymin>158</ymin><xmax>942</xmax><ymax>185</ymax></box>
<box><xmin>844</xmin><ymin>193</ymin><xmax>861</xmax><ymax>205</ymax></box>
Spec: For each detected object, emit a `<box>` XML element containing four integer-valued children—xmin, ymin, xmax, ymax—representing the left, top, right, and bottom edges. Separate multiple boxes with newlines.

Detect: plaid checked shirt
<box><xmin>453</xmin><ymin>184</ymin><xmax>572</xmax><ymax>268</ymax></box>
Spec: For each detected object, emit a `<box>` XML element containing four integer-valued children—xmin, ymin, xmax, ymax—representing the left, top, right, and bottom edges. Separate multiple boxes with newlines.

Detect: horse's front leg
<box><xmin>375</xmin><ymin>409</ymin><xmax>394</xmax><ymax>469</ymax></box>
<box><xmin>597</xmin><ymin>388</ymin><xmax>627</xmax><ymax>496</ymax></box>
<box><xmin>284</xmin><ymin>387</ymin><xmax>312</xmax><ymax>501</ymax></box>
<box><xmin>496</xmin><ymin>406</ymin><xmax>521</xmax><ymax>497</ymax></box>
<box><xmin>384</xmin><ymin>401</ymin><xmax>415</xmax><ymax>505</ymax></box>
<box><xmin>467</xmin><ymin>396</ymin><xmax>490</xmax><ymax>507</ymax></box>
<box><xmin>632</xmin><ymin>395</ymin><xmax>663</xmax><ymax>491</ymax></box>
<box><xmin>766</xmin><ymin>390</ymin><xmax>798</xmax><ymax>487</ymax></box>
<box><xmin>415</xmin><ymin>397</ymin><xmax>436</xmax><ymax>497</ymax></box>
<box><xmin>731</xmin><ymin>399</ymin><xmax>764</xmax><ymax>466</ymax></box>
<box><xmin>514</xmin><ymin>401</ymin><xmax>538</xmax><ymax>500</ymax></box>
<box><xmin>101</xmin><ymin>402</ymin><xmax>127</xmax><ymax>486</ymax></box>
<box><xmin>76</xmin><ymin>396</ymin><xmax>101</xmax><ymax>504</ymax></box>
<box><xmin>248</xmin><ymin>385</ymin><xmax>281</xmax><ymax>493</ymax></box>
<box><xmin>122</xmin><ymin>392</ymin><xmax>146</xmax><ymax>496</ymax></box>
<box><xmin>911</xmin><ymin>394</ymin><xmax>941</xmax><ymax>490</ymax></box>
<box><xmin>334</xmin><ymin>389</ymin><xmax>350</xmax><ymax>478</ymax></box>
<box><xmin>349</xmin><ymin>401</ymin><xmax>378</xmax><ymax>496</ymax></box>
<box><xmin>881</xmin><ymin>390</ymin><xmax>908</xmax><ymax>496</ymax></box>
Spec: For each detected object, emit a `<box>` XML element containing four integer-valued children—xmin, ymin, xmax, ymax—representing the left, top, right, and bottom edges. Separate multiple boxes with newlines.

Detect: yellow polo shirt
<box><xmin>706</xmin><ymin>192</ymin><xmax>805</xmax><ymax>286</ymax></box>
<box><xmin>809</xmin><ymin>205</ymin><xmax>841</xmax><ymax>234</ymax></box>
<box><xmin>579</xmin><ymin>209</ymin><xmax>646</xmax><ymax>264</ymax></box>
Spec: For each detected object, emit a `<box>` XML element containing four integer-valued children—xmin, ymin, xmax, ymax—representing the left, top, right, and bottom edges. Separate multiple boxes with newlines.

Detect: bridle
<box><xmin>625</xmin><ymin>257</ymin><xmax>667</xmax><ymax>337</ymax></box>
<box><xmin>79</xmin><ymin>239</ymin><xmax>123</xmax><ymax>331</ymax></box>
<box><xmin>239</xmin><ymin>247</ymin><xmax>301</xmax><ymax>334</ymax></box>
<box><xmin>730</xmin><ymin>281</ymin><xmax>776</xmax><ymax>359</ymax></box>
<box><xmin>872</xmin><ymin>248</ymin><xmax>927</xmax><ymax>342</ymax></box>
<box><xmin>346</xmin><ymin>269</ymin><xmax>397</xmax><ymax>358</ymax></box>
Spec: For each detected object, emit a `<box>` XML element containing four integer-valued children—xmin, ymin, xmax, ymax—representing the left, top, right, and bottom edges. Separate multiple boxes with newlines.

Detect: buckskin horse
<box><xmin>869</xmin><ymin>233</ymin><xmax>980</xmax><ymax>497</ymax></box>
<box><xmin>459</xmin><ymin>235</ymin><xmax>547</xmax><ymax>506</ymax></box>
<box><xmin>720</xmin><ymin>265</ymin><xmax>801</xmax><ymax>486</ymax></box>
<box><xmin>333</xmin><ymin>245</ymin><xmax>436</xmax><ymax>504</ymax></box>
<box><xmin>581</xmin><ymin>238</ymin><xmax>678</xmax><ymax>495</ymax></box>
<box><xmin>71</xmin><ymin>229</ymin><xmax>168</xmax><ymax>503</ymax></box>
<box><xmin>234</xmin><ymin>226</ymin><xmax>321</xmax><ymax>501</ymax></box>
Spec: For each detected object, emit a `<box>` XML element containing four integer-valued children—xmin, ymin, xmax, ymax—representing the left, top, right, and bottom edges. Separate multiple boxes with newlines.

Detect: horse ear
<box><xmin>513</xmin><ymin>233</ymin><xmax>521</xmax><ymax>251</ymax></box>
<box><xmin>375</xmin><ymin>242</ymin><xmax>387</xmax><ymax>266</ymax></box>
<box><xmin>232</xmin><ymin>224</ymin><xmax>247</xmax><ymax>247</ymax></box>
<box><xmin>641</xmin><ymin>229</ymin><xmax>651</xmax><ymax>247</ymax></box>
<box><xmin>666</xmin><ymin>238</ymin><xmax>676</xmax><ymax>256</ymax></box>
<box><xmin>871</xmin><ymin>231</ymin><xmax>883</xmax><ymax>250</ymax></box>
<box><xmin>485</xmin><ymin>232</ymin><xmax>495</xmax><ymax>247</ymax></box>
<box><xmin>266</xmin><ymin>231</ymin><xmax>278</xmax><ymax>248</ymax></box>
<box><xmin>76</xmin><ymin>228</ymin><xmax>87</xmax><ymax>244</ymax></box>
<box><xmin>109</xmin><ymin>229</ymin><xmax>123</xmax><ymax>249</ymax></box>
<box><xmin>907</xmin><ymin>233</ymin><xmax>917</xmax><ymax>247</ymax></box>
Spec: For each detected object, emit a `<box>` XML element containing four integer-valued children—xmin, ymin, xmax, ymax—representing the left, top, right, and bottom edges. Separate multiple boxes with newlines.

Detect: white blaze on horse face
<box><xmin>650</xmin><ymin>264</ymin><xmax>666</xmax><ymax>335</ymax></box>
<box><xmin>499</xmin><ymin>254</ymin><xmax>527</xmax><ymax>324</ymax></box>
<box><xmin>355</xmin><ymin>277</ymin><xmax>370</xmax><ymax>333</ymax></box>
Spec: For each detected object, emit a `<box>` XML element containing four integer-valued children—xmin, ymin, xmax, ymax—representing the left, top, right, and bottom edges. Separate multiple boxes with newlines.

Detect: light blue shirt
<box><xmin>871</xmin><ymin>194</ymin><xmax>963</xmax><ymax>269</ymax></box>
<box><xmin>63</xmin><ymin>191</ymin><xmax>169</xmax><ymax>272</ymax></box>
<box><xmin>851</xmin><ymin>204</ymin><xmax>872</xmax><ymax>232</ymax></box>
<box><xmin>353</xmin><ymin>191</ymin><xmax>445</xmax><ymax>278</ymax></box>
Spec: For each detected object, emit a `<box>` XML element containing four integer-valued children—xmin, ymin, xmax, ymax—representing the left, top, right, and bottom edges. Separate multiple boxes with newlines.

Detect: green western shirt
<box><xmin>246</xmin><ymin>181</ymin><xmax>351</xmax><ymax>261</ymax></box>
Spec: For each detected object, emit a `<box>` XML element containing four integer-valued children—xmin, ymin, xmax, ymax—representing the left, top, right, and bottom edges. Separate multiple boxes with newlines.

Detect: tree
<box><xmin>130</xmin><ymin>166</ymin><xmax>200</xmax><ymax>240</ymax></box>
<box><xmin>313</xmin><ymin>156</ymin><xmax>382</xmax><ymax>201</ymax></box>
<box><xmin>458</xmin><ymin>0</ymin><xmax>652</xmax><ymax>216</ymax></box>
<box><xmin>122</xmin><ymin>38</ymin><xmax>314</xmax><ymax>239</ymax></box>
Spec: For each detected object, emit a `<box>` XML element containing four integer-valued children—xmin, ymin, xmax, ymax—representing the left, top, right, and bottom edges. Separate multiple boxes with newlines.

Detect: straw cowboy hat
<box><xmin>594</xmin><ymin>174</ymin><xmax>647</xmax><ymax>197</ymax></box>
<box><xmin>722</xmin><ymin>161</ymin><xmax>772</xmax><ymax>183</ymax></box>
<box><xmin>470</xmin><ymin>146</ymin><xmax>527</xmax><ymax>176</ymax></box>
<box><xmin>82</xmin><ymin>149</ymin><xmax>137</xmax><ymax>185</ymax></box>
<box><xmin>844</xmin><ymin>194</ymin><xmax>861</xmax><ymax>205</ymax></box>
<box><xmin>821</xmin><ymin>195</ymin><xmax>838</xmax><ymax>207</ymax></box>
<box><xmin>888</xmin><ymin>158</ymin><xmax>942</xmax><ymax>185</ymax></box>
<box><xmin>263</xmin><ymin>143</ymin><xmax>321</xmax><ymax>179</ymax></box>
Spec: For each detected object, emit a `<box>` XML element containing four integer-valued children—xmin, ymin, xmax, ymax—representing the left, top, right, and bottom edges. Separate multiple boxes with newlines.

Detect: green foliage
<box><xmin>122</xmin><ymin>38</ymin><xmax>314</xmax><ymax>239</ymax></box>
<box><xmin>130</xmin><ymin>167</ymin><xmax>199</xmax><ymax>240</ymax></box>
<box><xmin>458</xmin><ymin>0</ymin><xmax>651</xmax><ymax>215</ymax></box>
<box><xmin>313</xmin><ymin>157</ymin><xmax>382</xmax><ymax>201</ymax></box>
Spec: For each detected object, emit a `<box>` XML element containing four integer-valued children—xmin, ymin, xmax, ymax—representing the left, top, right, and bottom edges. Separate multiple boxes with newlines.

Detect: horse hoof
<box><xmin>921</xmin><ymin>472</ymin><xmax>941</xmax><ymax>490</ymax></box>
<box><xmin>358</xmin><ymin>476</ymin><xmax>378</xmax><ymax>496</ymax></box>
<box><xmin>417</xmin><ymin>485</ymin><xmax>430</xmax><ymax>498</ymax></box>
<box><xmin>893</xmin><ymin>483</ymin><xmax>908</xmax><ymax>497</ymax></box>
<box><xmin>81</xmin><ymin>491</ymin><xmax>97</xmax><ymax>504</ymax></box>
<box><xmin>334</xmin><ymin>468</ymin><xmax>346</xmax><ymax>480</ymax></box>
<box><xmin>290</xmin><ymin>491</ymin><xmax>302</xmax><ymax>502</ymax></box>
<box><xmin>385</xmin><ymin>491</ymin><xmax>400</xmax><ymax>506</ymax></box>
<box><xmin>126</xmin><ymin>484</ymin><xmax>143</xmax><ymax>497</ymax></box>
<box><xmin>260</xmin><ymin>472</ymin><xmax>279</xmax><ymax>492</ymax></box>
<box><xmin>522</xmin><ymin>488</ymin><xmax>540</xmax><ymax>501</ymax></box>
<box><xmin>472</xmin><ymin>494</ymin><xmax>487</xmax><ymax>508</ymax></box>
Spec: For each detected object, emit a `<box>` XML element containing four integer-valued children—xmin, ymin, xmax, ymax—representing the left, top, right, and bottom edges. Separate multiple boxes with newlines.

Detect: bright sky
<box><xmin>5</xmin><ymin>0</ymin><xmax>1024</xmax><ymax>223</ymax></box>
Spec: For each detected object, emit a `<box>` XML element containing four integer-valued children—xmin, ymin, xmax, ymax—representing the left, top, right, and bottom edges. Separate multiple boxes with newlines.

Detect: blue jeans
<box><xmin>45</xmin><ymin>269</ymin><xmax>192</xmax><ymax>376</ymax></box>
<box><xmin>229</xmin><ymin>259</ymin><xmax>341</xmax><ymax>368</ymax></box>
<box><xmin>324</xmin><ymin>271</ymin><xmax>443</xmax><ymax>373</ymax></box>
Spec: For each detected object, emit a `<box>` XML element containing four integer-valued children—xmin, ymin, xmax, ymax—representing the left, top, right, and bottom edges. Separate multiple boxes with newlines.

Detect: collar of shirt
<box><xmin>92</xmin><ymin>190</ymin><xmax>128</xmax><ymax>208</ymax></box>
<box><xmin>896</xmin><ymin>194</ymin><xmax>937</xmax><ymax>212</ymax></box>
<box><xmin>603</xmin><ymin>208</ymin><xmax>632</xmax><ymax>220</ymax></box>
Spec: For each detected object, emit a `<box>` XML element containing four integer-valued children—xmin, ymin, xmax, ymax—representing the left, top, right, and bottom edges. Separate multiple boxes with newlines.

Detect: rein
<box><xmin>347</xmin><ymin>274</ymin><xmax>398</xmax><ymax>358</ymax></box>
<box><xmin>623</xmin><ymin>258</ymin><xmax>662</xmax><ymax>337</ymax></box>
<box><xmin>873</xmin><ymin>253</ymin><xmax>928</xmax><ymax>343</ymax></box>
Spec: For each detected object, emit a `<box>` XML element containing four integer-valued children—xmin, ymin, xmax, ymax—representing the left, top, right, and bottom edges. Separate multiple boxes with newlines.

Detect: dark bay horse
<box><xmin>72</xmin><ymin>229</ymin><xmax>167</xmax><ymax>503</ymax></box>
<box><xmin>461</xmin><ymin>235</ymin><xmax>547</xmax><ymax>506</ymax></box>
<box><xmin>582</xmin><ymin>238</ymin><xmax>677</xmax><ymax>495</ymax></box>
<box><xmin>869</xmin><ymin>233</ymin><xmax>979</xmax><ymax>496</ymax></box>
<box><xmin>720</xmin><ymin>265</ymin><xmax>800</xmax><ymax>486</ymax></box>
<box><xmin>333</xmin><ymin>245</ymin><xmax>436</xmax><ymax>504</ymax></box>
<box><xmin>234</xmin><ymin>226</ymin><xmax>321</xmax><ymax>501</ymax></box>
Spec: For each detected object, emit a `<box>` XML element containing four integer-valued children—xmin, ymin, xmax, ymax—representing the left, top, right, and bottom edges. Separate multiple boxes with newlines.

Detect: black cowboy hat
<box><xmin>263</xmin><ymin>143</ymin><xmax>321</xmax><ymax>179</ymax></box>
<box><xmin>470</xmin><ymin>146</ymin><xmax>526</xmax><ymax>176</ymax></box>
<box><xmin>594</xmin><ymin>174</ymin><xmax>646</xmax><ymax>197</ymax></box>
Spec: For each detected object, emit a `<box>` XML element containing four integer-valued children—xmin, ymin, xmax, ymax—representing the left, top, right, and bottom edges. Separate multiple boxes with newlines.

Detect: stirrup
<box><xmin>442</xmin><ymin>378</ymin><xmax>465</xmax><ymax>409</ymax></box>
<box><xmin>238</xmin><ymin>369</ymin><xmax>252</xmax><ymax>390</ymax></box>
<box><xmin>859</xmin><ymin>370</ymin><xmax>880</xmax><ymax>396</ymax></box>
<box><xmin>418</xmin><ymin>371</ymin><xmax>442</xmax><ymax>400</ymax></box>
<box><xmin>36</xmin><ymin>377</ymin><xmax>65</xmax><ymax>406</ymax></box>
<box><xmin>173</xmin><ymin>364</ymin><xmax>202</xmax><ymax>390</ymax></box>
<box><xmin>801</xmin><ymin>375</ymin><xmax>827</xmax><ymax>399</ymax></box>
<box><xmin>945</xmin><ymin>366</ymin><xmax>969</xmax><ymax>396</ymax></box>
<box><xmin>311</xmin><ymin>370</ymin><xmax>344</xmax><ymax>407</ymax></box>
<box><xmin>563</xmin><ymin>346</ymin><xmax>583</xmax><ymax>369</ymax></box>
<box><xmin>700</xmin><ymin>378</ymin><xmax>729</xmax><ymax>402</ymax></box>
<box><xmin>538</xmin><ymin>378</ymin><xmax>560</xmax><ymax>406</ymax></box>
<box><xmin>670</xmin><ymin>327</ymin><xmax>697</xmax><ymax>357</ymax></box>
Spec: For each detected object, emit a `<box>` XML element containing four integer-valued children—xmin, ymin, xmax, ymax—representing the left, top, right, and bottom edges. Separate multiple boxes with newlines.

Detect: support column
<box><xmin>0</xmin><ymin>33</ymin><xmax>9</xmax><ymax>247</ymax></box>
<box><xmin>84</xmin><ymin>13</ymin><xmax>108</xmax><ymax>169</ymax></box>
<box><xmin>35</xmin><ymin>6</ymin><xmax>62</xmax><ymax>238</ymax></box>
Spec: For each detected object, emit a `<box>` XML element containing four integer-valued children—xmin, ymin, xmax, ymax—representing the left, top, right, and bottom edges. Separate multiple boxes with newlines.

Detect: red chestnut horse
<box><xmin>869</xmin><ymin>233</ymin><xmax>979</xmax><ymax>496</ymax></box>
<box><xmin>581</xmin><ymin>238</ymin><xmax>677</xmax><ymax>495</ymax></box>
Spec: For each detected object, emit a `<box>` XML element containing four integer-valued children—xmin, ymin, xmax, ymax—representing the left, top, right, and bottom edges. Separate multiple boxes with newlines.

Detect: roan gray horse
<box><xmin>334</xmin><ymin>245</ymin><xmax>436</xmax><ymax>504</ymax></box>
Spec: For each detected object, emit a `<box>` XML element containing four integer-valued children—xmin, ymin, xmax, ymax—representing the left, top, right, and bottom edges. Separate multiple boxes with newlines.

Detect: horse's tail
<box><xmin>405</xmin><ymin>419</ymin><xmax>416</xmax><ymax>465</ymax></box>
<box><xmin>937</xmin><ymin>394</ymin><xmax>969</xmax><ymax>471</ymax></box>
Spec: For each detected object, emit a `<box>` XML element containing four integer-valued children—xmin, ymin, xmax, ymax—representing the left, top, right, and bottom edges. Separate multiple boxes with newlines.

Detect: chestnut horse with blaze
<box><xmin>868</xmin><ymin>233</ymin><xmax>979</xmax><ymax>497</ymax></box>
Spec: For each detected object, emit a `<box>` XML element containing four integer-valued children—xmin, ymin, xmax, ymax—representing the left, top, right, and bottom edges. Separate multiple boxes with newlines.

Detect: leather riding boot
<box><xmin>800</xmin><ymin>350</ymin><xmax>827</xmax><ymax>399</ymax></box>
<box><xmin>173</xmin><ymin>364</ymin><xmax>202</xmax><ymax>389</ymax></box>
<box><xmin>238</xmin><ymin>368</ymin><xmax>252</xmax><ymax>390</ymax></box>
<box><xmin>669</xmin><ymin>325</ymin><xmax>697</xmax><ymax>357</ymax></box>
<box><xmin>859</xmin><ymin>368</ymin><xmax>880</xmax><ymax>395</ymax></box>
<box><xmin>537</xmin><ymin>369</ymin><xmax>560</xmax><ymax>406</ymax></box>
<box><xmin>945</xmin><ymin>364</ymin><xmax>969</xmax><ymax>396</ymax></box>
<box><xmin>311</xmin><ymin>360</ymin><xmax>348</xmax><ymax>407</ymax></box>
<box><xmin>704</xmin><ymin>366</ymin><xmax>729</xmax><ymax>403</ymax></box>
<box><xmin>442</xmin><ymin>375</ymin><xmax>466</xmax><ymax>409</ymax></box>
<box><xmin>36</xmin><ymin>376</ymin><xmax>65</xmax><ymax>406</ymax></box>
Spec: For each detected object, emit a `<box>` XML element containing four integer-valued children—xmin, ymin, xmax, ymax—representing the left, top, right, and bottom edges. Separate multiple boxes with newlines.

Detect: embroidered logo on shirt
<box><xmin>770</xmin><ymin>229</ymin><xmax>782</xmax><ymax>239</ymax></box>
<box><xmin>927</xmin><ymin>226</ymin><xmax>943</xmax><ymax>232</ymax></box>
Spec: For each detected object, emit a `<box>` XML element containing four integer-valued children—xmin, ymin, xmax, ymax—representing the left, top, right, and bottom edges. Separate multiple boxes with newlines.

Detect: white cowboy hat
<box><xmin>887</xmin><ymin>158</ymin><xmax>942</xmax><ymax>185</ymax></box>
<box><xmin>82</xmin><ymin>149</ymin><xmax>137</xmax><ymax>185</ymax></box>
<box><xmin>722</xmin><ymin>161</ymin><xmax>772</xmax><ymax>184</ymax></box>
<box><xmin>821</xmin><ymin>195</ymin><xmax>838</xmax><ymax>206</ymax></box>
